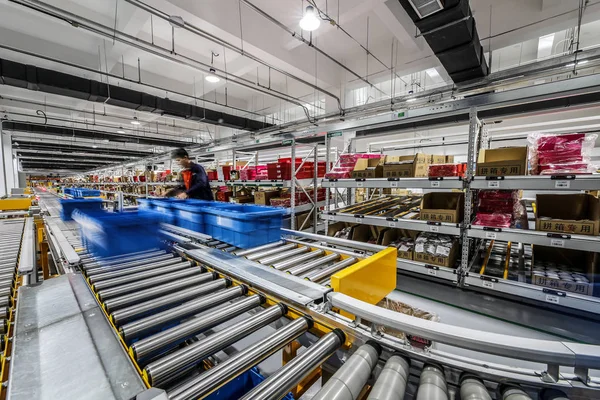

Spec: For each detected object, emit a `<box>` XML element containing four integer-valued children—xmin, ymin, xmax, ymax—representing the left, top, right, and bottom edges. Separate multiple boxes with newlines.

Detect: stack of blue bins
<box><xmin>60</xmin><ymin>198</ymin><xmax>103</xmax><ymax>221</ymax></box>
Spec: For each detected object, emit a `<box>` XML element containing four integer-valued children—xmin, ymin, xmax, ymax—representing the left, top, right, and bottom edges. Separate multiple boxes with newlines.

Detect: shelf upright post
<box><xmin>324</xmin><ymin>132</ymin><xmax>331</xmax><ymax>234</ymax></box>
<box><xmin>347</xmin><ymin>134</ymin><xmax>356</xmax><ymax>207</ymax></box>
<box><xmin>460</xmin><ymin>106</ymin><xmax>481</xmax><ymax>282</ymax></box>
<box><xmin>313</xmin><ymin>143</ymin><xmax>319</xmax><ymax>232</ymax></box>
<box><xmin>232</xmin><ymin>149</ymin><xmax>237</xmax><ymax>198</ymax></box>
<box><xmin>290</xmin><ymin>139</ymin><xmax>296</xmax><ymax>230</ymax></box>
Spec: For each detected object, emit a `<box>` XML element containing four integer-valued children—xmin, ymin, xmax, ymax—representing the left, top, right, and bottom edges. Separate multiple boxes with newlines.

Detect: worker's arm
<box><xmin>185</xmin><ymin>164</ymin><xmax>209</xmax><ymax>196</ymax></box>
<box><xmin>165</xmin><ymin>171</ymin><xmax>186</xmax><ymax>197</ymax></box>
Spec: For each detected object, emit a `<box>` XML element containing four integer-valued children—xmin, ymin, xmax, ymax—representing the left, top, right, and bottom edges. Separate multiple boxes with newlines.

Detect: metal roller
<box><xmin>214</xmin><ymin>243</ymin><xmax>230</xmax><ymax>250</ymax></box>
<box><xmin>131</xmin><ymin>294</ymin><xmax>265</xmax><ymax>361</ymax></box>
<box><xmin>84</xmin><ymin>254</ymin><xmax>177</xmax><ymax>276</ymax></box>
<box><xmin>368</xmin><ymin>355</ymin><xmax>410</xmax><ymax>400</ymax></box>
<box><xmin>246</xmin><ymin>243</ymin><xmax>297</xmax><ymax>261</ymax></box>
<box><xmin>0</xmin><ymin>282</ymin><xmax>14</xmax><ymax>291</ymax></box>
<box><xmin>461</xmin><ymin>377</ymin><xmax>492</xmax><ymax>400</ymax></box>
<box><xmin>81</xmin><ymin>248</ymin><xmax>161</xmax><ymax>263</ymax></box>
<box><xmin>272</xmin><ymin>250</ymin><xmax>325</xmax><ymax>271</ymax></box>
<box><xmin>286</xmin><ymin>253</ymin><xmax>340</xmax><ymax>276</ymax></box>
<box><xmin>120</xmin><ymin>285</ymin><xmax>247</xmax><ymax>342</ymax></box>
<box><xmin>88</xmin><ymin>258</ymin><xmax>186</xmax><ymax>284</ymax></box>
<box><xmin>0</xmin><ymin>296</ymin><xmax>10</xmax><ymax>308</ymax></box>
<box><xmin>92</xmin><ymin>261</ymin><xmax>194</xmax><ymax>291</ymax></box>
<box><xmin>111</xmin><ymin>279</ymin><xmax>231</xmax><ymax>326</ymax></box>
<box><xmin>313</xmin><ymin>341</ymin><xmax>381</xmax><ymax>400</ymax></box>
<box><xmin>145</xmin><ymin>303</ymin><xmax>287</xmax><ymax>387</ymax></box>
<box><xmin>0</xmin><ymin>287</ymin><xmax>13</xmax><ymax>298</ymax></box>
<box><xmin>97</xmin><ymin>268</ymin><xmax>208</xmax><ymax>302</ymax></box>
<box><xmin>416</xmin><ymin>365</ymin><xmax>448</xmax><ymax>400</ymax></box>
<box><xmin>503</xmin><ymin>387</ymin><xmax>532</xmax><ymax>400</ymax></box>
<box><xmin>168</xmin><ymin>316</ymin><xmax>312</xmax><ymax>400</ymax></box>
<box><xmin>223</xmin><ymin>246</ymin><xmax>237</xmax><ymax>252</ymax></box>
<box><xmin>233</xmin><ymin>241</ymin><xmax>286</xmax><ymax>257</ymax></box>
<box><xmin>540</xmin><ymin>389</ymin><xmax>569</xmax><ymax>400</ymax></box>
<box><xmin>304</xmin><ymin>258</ymin><xmax>358</xmax><ymax>282</ymax></box>
<box><xmin>240</xmin><ymin>329</ymin><xmax>345</xmax><ymax>400</ymax></box>
<box><xmin>257</xmin><ymin>246</ymin><xmax>310</xmax><ymax>266</ymax></box>
<box><xmin>82</xmin><ymin>250</ymin><xmax>167</xmax><ymax>269</ymax></box>
<box><xmin>103</xmin><ymin>273</ymin><xmax>217</xmax><ymax>312</ymax></box>
<box><xmin>0</xmin><ymin>273</ymin><xmax>15</xmax><ymax>281</ymax></box>
<box><xmin>0</xmin><ymin>320</ymin><xmax>6</xmax><ymax>335</ymax></box>
<box><xmin>0</xmin><ymin>306</ymin><xmax>9</xmax><ymax>320</ymax></box>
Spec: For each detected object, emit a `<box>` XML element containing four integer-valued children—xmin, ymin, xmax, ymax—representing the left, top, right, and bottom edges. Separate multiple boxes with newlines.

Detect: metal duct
<box><xmin>11</xmin><ymin>140</ymin><xmax>153</xmax><ymax>158</ymax></box>
<box><xmin>0</xmin><ymin>57</ymin><xmax>272</xmax><ymax>131</ymax></box>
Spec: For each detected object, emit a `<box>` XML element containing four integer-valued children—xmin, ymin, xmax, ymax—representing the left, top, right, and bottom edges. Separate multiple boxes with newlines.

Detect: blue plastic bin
<box><xmin>206</xmin><ymin>367</ymin><xmax>293</xmax><ymax>400</ymax></box>
<box><xmin>74</xmin><ymin>210</ymin><xmax>162</xmax><ymax>258</ymax></box>
<box><xmin>151</xmin><ymin>199</ymin><xmax>187</xmax><ymax>224</ymax></box>
<box><xmin>137</xmin><ymin>198</ymin><xmax>153</xmax><ymax>211</ymax></box>
<box><xmin>60</xmin><ymin>198</ymin><xmax>103</xmax><ymax>221</ymax></box>
<box><xmin>170</xmin><ymin>199</ymin><xmax>213</xmax><ymax>233</ymax></box>
<box><xmin>201</xmin><ymin>204</ymin><xmax>285</xmax><ymax>248</ymax></box>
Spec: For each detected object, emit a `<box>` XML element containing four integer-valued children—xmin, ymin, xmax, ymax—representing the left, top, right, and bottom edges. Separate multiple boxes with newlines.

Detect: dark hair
<box><xmin>171</xmin><ymin>148</ymin><xmax>189</xmax><ymax>159</ymax></box>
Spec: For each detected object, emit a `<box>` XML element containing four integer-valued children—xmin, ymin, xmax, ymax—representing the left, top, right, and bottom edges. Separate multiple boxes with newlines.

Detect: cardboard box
<box><xmin>327</xmin><ymin>222</ymin><xmax>347</xmax><ymax>237</ymax></box>
<box><xmin>350</xmin><ymin>224</ymin><xmax>376</xmax><ymax>243</ymax></box>
<box><xmin>431</xmin><ymin>155</ymin><xmax>446</xmax><ymax>164</ymax></box>
<box><xmin>536</xmin><ymin>194</ymin><xmax>600</xmax><ymax>236</ymax></box>
<box><xmin>230</xmin><ymin>195</ymin><xmax>253</xmax><ymax>204</ymax></box>
<box><xmin>295</xmin><ymin>212</ymin><xmax>313</xmax><ymax>229</ymax></box>
<box><xmin>420</xmin><ymin>192</ymin><xmax>464</xmax><ymax>223</ymax></box>
<box><xmin>378</xmin><ymin>228</ymin><xmax>418</xmax><ymax>260</ymax></box>
<box><xmin>352</xmin><ymin>157</ymin><xmax>386</xmax><ymax>178</ymax></box>
<box><xmin>445</xmin><ymin>155</ymin><xmax>455</xmax><ymax>163</ymax></box>
<box><xmin>476</xmin><ymin>147</ymin><xmax>528</xmax><ymax>176</ymax></box>
<box><xmin>414</xmin><ymin>242</ymin><xmax>459</xmax><ymax>268</ymax></box>
<box><xmin>383</xmin><ymin>154</ymin><xmax>429</xmax><ymax>178</ymax></box>
<box><xmin>254</xmin><ymin>190</ymin><xmax>281</xmax><ymax>205</ymax></box>
<box><xmin>532</xmin><ymin>246</ymin><xmax>597</xmax><ymax>296</ymax></box>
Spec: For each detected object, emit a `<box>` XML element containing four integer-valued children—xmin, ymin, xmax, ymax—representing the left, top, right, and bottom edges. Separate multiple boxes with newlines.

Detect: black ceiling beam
<box><xmin>21</xmin><ymin>163</ymin><xmax>93</xmax><ymax>170</ymax></box>
<box><xmin>17</xmin><ymin>154</ymin><xmax>123</xmax><ymax>163</ymax></box>
<box><xmin>16</xmin><ymin>150</ymin><xmax>131</xmax><ymax>161</ymax></box>
<box><xmin>3</xmin><ymin>121</ymin><xmax>191</xmax><ymax>147</ymax></box>
<box><xmin>0</xmin><ymin>57</ymin><xmax>271</xmax><ymax>131</ymax></box>
<box><xmin>12</xmin><ymin>140</ymin><xmax>153</xmax><ymax>157</ymax></box>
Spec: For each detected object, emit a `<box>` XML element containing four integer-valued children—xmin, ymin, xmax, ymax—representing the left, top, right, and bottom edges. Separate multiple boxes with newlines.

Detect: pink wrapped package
<box><xmin>474</xmin><ymin>190</ymin><xmax>524</xmax><ymax>228</ymax></box>
<box><xmin>473</xmin><ymin>213</ymin><xmax>512</xmax><ymax>228</ymax></box>
<box><xmin>529</xmin><ymin>132</ymin><xmax>597</xmax><ymax>175</ymax></box>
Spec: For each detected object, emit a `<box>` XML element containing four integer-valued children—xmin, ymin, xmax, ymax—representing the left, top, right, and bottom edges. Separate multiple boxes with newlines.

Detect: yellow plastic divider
<box><xmin>479</xmin><ymin>240</ymin><xmax>495</xmax><ymax>275</ymax></box>
<box><xmin>331</xmin><ymin>247</ymin><xmax>397</xmax><ymax>319</ymax></box>
<box><xmin>503</xmin><ymin>242</ymin><xmax>512</xmax><ymax>280</ymax></box>
<box><xmin>0</xmin><ymin>198</ymin><xmax>32</xmax><ymax>211</ymax></box>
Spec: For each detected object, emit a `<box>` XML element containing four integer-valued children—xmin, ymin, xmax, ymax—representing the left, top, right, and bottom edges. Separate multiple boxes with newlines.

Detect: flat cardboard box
<box><xmin>414</xmin><ymin>242</ymin><xmax>459</xmax><ymax>268</ymax></box>
<box><xmin>532</xmin><ymin>246</ymin><xmax>597</xmax><ymax>296</ymax></box>
<box><xmin>536</xmin><ymin>194</ymin><xmax>600</xmax><ymax>236</ymax></box>
<box><xmin>295</xmin><ymin>212</ymin><xmax>313</xmax><ymax>229</ymax></box>
<box><xmin>476</xmin><ymin>147</ymin><xmax>528</xmax><ymax>176</ymax></box>
<box><xmin>352</xmin><ymin>157</ymin><xmax>386</xmax><ymax>178</ymax></box>
<box><xmin>420</xmin><ymin>192</ymin><xmax>464</xmax><ymax>223</ymax></box>
<box><xmin>230</xmin><ymin>195</ymin><xmax>253</xmax><ymax>204</ymax></box>
<box><xmin>254</xmin><ymin>190</ymin><xmax>281</xmax><ymax>205</ymax></box>
<box><xmin>378</xmin><ymin>228</ymin><xmax>418</xmax><ymax>260</ymax></box>
<box><xmin>445</xmin><ymin>155</ymin><xmax>455</xmax><ymax>163</ymax></box>
<box><xmin>350</xmin><ymin>224</ymin><xmax>376</xmax><ymax>243</ymax></box>
<box><xmin>431</xmin><ymin>155</ymin><xmax>446</xmax><ymax>164</ymax></box>
<box><xmin>383</xmin><ymin>154</ymin><xmax>429</xmax><ymax>178</ymax></box>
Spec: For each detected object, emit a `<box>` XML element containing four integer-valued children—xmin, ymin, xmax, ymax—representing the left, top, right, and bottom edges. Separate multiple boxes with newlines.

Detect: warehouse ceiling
<box><xmin>0</xmin><ymin>0</ymin><xmax>599</xmax><ymax>173</ymax></box>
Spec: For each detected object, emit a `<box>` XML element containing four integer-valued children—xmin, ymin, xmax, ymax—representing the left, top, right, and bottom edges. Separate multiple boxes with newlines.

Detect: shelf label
<box><xmin>485</xmin><ymin>232</ymin><xmax>497</xmax><ymax>240</ymax></box>
<box><xmin>388</xmin><ymin>221</ymin><xmax>396</xmax><ymax>228</ymax></box>
<box><xmin>326</xmin><ymin>214</ymin><xmax>335</xmax><ymax>220</ymax></box>
<box><xmin>329</xmin><ymin>182</ymin><xmax>336</xmax><ymax>187</ymax></box>
<box><xmin>355</xmin><ymin>218</ymin><xmax>362</xmax><ymax>224</ymax></box>
<box><xmin>431</xmin><ymin>181</ymin><xmax>440</xmax><ymax>188</ymax></box>
<box><xmin>356</xmin><ymin>182</ymin><xmax>364</xmax><ymax>188</ymax></box>
<box><xmin>427</xmin><ymin>269</ymin><xmax>437</xmax><ymax>276</ymax></box>
<box><xmin>555</xmin><ymin>180</ymin><xmax>570</xmax><ymax>189</ymax></box>
<box><xmin>487</xmin><ymin>181</ymin><xmax>500</xmax><ymax>188</ymax></box>
<box><xmin>482</xmin><ymin>281</ymin><xmax>494</xmax><ymax>289</ymax></box>
<box><xmin>429</xmin><ymin>226</ymin><xmax>440</xmax><ymax>233</ymax></box>
<box><xmin>390</xmin><ymin>182</ymin><xmax>398</xmax><ymax>188</ymax></box>
<box><xmin>546</xmin><ymin>294</ymin><xmax>560</xmax><ymax>304</ymax></box>
<box><xmin>550</xmin><ymin>239</ymin><xmax>565</xmax><ymax>248</ymax></box>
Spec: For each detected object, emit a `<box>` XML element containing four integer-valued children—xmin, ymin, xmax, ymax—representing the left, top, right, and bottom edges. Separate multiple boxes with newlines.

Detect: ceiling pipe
<box><xmin>9</xmin><ymin>0</ymin><xmax>317</xmax><ymax>124</ymax></box>
<box><xmin>124</xmin><ymin>0</ymin><xmax>344</xmax><ymax>115</ymax></box>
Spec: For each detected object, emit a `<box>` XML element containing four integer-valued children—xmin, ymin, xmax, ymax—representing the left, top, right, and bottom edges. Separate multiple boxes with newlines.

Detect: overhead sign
<box><xmin>327</xmin><ymin>131</ymin><xmax>343</xmax><ymax>138</ymax></box>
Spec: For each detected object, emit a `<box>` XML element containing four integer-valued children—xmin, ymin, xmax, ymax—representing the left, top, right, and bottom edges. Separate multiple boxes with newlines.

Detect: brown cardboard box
<box><xmin>383</xmin><ymin>154</ymin><xmax>429</xmax><ymax>178</ymax></box>
<box><xmin>327</xmin><ymin>222</ymin><xmax>348</xmax><ymax>237</ymax></box>
<box><xmin>414</xmin><ymin>242</ymin><xmax>459</xmax><ymax>268</ymax></box>
<box><xmin>378</xmin><ymin>228</ymin><xmax>418</xmax><ymax>260</ymax></box>
<box><xmin>445</xmin><ymin>155</ymin><xmax>455</xmax><ymax>163</ymax></box>
<box><xmin>254</xmin><ymin>190</ymin><xmax>281</xmax><ymax>205</ymax></box>
<box><xmin>352</xmin><ymin>157</ymin><xmax>386</xmax><ymax>178</ymax></box>
<box><xmin>295</xmin><ymin>212</ymin><xmax>313</xmax><ymax>229</ymax></box>
<box><xmin>420</xmin><ymin>192</ymin><xmax>465</xmax><ymax>223</ymax></box>
<box><xmin>230</xmin><ymin>195</ymin><xmax>254</xmax><ymax>204</ymax></box>
<box><xmin>476</xmin><ymin>147</ymin><xmax>528</xmax><ymax>176</ymax></box>
<box><xmin>431</xmin><ymin>155</ymin><xmax>446</xmax><ymax>164</ymax></box>
<box><xmin>536</xmin><ymin>194</ymin><xmax>600</xmax><ymax>236</ymax></box>
<box><xmin>532</xmin><ymin>246</ymin><xmax>597</xmax><ymax>296</ymax></box>
<box><xmin>350</xmin><ymin>224</ymin><xmax>376</xmax><ymax>243</ymax></box>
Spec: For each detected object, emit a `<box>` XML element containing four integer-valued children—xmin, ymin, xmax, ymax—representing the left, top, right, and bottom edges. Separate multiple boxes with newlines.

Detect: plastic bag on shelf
<box><xmin>538</xmin><ymin>162</ymin><xmax>597</xmax><ymax>175</ymax></box>
<box><xmin>333</xmin><ymin>226</ymin><xmax>352</xmax><ymax>240</ymax></box>
<box><xmin>528</xmin><ymin>132</ymin><xmax>597</xmax><ymax>174</ymax></box>
<box><xmin>473</xmin><ymin>213</ymin><xmax>512</xmax><ymax>227</ymax></box>
<box><xmin>414</xmin><ymin>232</ymin><xmax>454</xmax><ymax>257</ymax></box>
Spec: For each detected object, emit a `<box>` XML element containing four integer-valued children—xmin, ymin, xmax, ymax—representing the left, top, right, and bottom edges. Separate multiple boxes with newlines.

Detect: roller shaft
<box><xmin>233</xmin><ymin>241</ymin><xmax>285</xmax><ymax>257</ymax></box>
<box><xmin>503</xmin><ymin>387</ymin><xmax>532</xmax><ymax>400</ymax></box>
<box><xmin>272</xmin><ymin>250</ymin><xmax>325</xmax><ymax>271</ymax></box>
<box><xmin>246</xmin><ymin>243</ymin><xmax>297</xmax><ymax>261</ymax></box>
<box><xmin>85</xmin><ymin>254</ymin><xmax>176</xmax><ymax>276</ymax></box>
<box><xmin>416</xmin><ymin>365</ymin><xmax>448</xmax><ymax>400</ymax></box>
<box><xmin>286</xmin><ymin>253</ymin><xmax>340</xmax><ymax>276</ymax></box>
<box><xmin>168</xmin><ymin>317</ymin><xmax>311</xmax><ymax>400</ymax></box>
<box><xmin>368</xmin><ymin>355</ymin><xmax>410</xmax><ymax>400</ymax></box>
<box><xmin>313</xmin><ymin>342</ymin><xmax>381</xmax><ymax>400</ymax></box>
<box><xmin>145</xmin><ymin>304</ymin><xmax>286</xmax><ymax>387</ymax></box>
<box><xmin>131</xmin><ymin>294</ymin><xmax>264</xmax><ymax>361</ymax></box>
<box><xmin>258</xmin><ymin>246</ymin><xmax>309</xmax><ymax>266</ymax></box>
<box><xmin>240</xmin><ymin>329</ymin><xmax>345</xmax><ymax>400</ymax></box>
<box><xmin>97</xmin><ymin>268</ymin><xmax>208</xmax><ymax>302</ymax></box>
<box><xmin>83</xmin><ymin>250</ymin><xmax>166</xmax><ymax>269</ymax></box>
<box><xmin>461</xmin><ymin>377</ymin><xmax>492</xmax><ymax>400</ymax></box>
<box><xmin>93</xmin><ymin>261</ymin><xmax>193</xmax><ymax>291</ymax></box>
<box><xmin>0</xmin><ymin>296</ymin><xmax>10</xmax><ymax>308</ymax></box>
<box><xmin>111</xmin><ymin>279</ymin><xmax>229</xmax><ymax>326</ymax></box>
<box><xmin>304</xmin><ymin>258</ymin><xmax>357</xmax><ymax>282</ymax></box>
<box><xmin>103</xmin><ymin>273</ymin><xmax>216</xmax><ymax>312</ymax></box>
<box><xmin>120</xmin><ymin>286</ymin><xmax>246</xmax><ymax>342</ymax></box>
<box><xmin>83</xmin><ymin>248</ymin><xmax>160</xmax><ymax>262</ymax></box>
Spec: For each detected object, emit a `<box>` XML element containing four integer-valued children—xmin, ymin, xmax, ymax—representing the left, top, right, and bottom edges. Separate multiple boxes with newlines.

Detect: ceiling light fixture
<box><xmin>131</xmin><ymin>117</ymin><xmax>140</xmax><ymax>125</ymax></box>
<box><xmin>117</xmin><ymin>128</ymin><xmax>125</xmax><ymax>134</ymax></box>
<box><xmin>566</xmin><ymin>60</ymin><xmax>589</xmax><ymax>68</ymax></box>
<box><xmin>92</xmin><ymin>145</ymin><xmax>98</xmax><ymax>148</ymax></box>
<box><xmin>300</xmin><ymin>5</ymin><xmax>320</xmax><ymax>31</ymax></box>
<box><xmin>406</xmin><ymin>98</ymin><xmax>417</xmax><ymax>103</ymax></box>
<box><xmin>206</xmin><ymin>51</ymin><xmax>221</xmax><ymax>83</ymax></box>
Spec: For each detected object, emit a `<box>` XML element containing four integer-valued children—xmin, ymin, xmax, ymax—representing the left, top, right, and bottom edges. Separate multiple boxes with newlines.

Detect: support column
<box><xmin>0</xmin><ymin>126</ymin><xmax>17</xmax><ymax>196</ymax></box>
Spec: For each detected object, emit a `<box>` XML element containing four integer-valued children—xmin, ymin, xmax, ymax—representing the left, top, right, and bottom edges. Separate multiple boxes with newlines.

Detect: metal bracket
<box><xmin>541</xmin><ymin>364</ymin><xmax>560</xmax><ymax>383</ymax></box>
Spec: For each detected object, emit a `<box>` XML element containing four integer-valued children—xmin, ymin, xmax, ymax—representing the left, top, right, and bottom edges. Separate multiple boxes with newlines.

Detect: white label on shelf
<box><xmin>427</xmin><ymin>268</ymin><xmax>437</xmax><ymax>276</ymax></box>
<box><xmin>415</xmin><ymin>243</ymin><xmax>424</xmax><ymax>253</ymax></box>
<box><xmin>487</xmin><ymin>181</ymin><xmax>500</xmax><ymax>188</ymax></box>
<box><xmin>429</xmin><ymin>225</ymin><xmax>440</xmax><ymax>233</ymax></box>
<box><xmin>431</xmin><ymin>181</ymin><xmax>440</xmax><ymax>188</ymax></box>
<box><xmin>326</xmin><ymin>214</ymin><xmax>334</xmax><ymax>220</ymax></box>
<box><xmin>390</xmin><ymin>182</ymin><xmax>399</xmax><ymax>188</ymax></box>
<box><xmin>485</xmin><ymin>231</ymin><xmax>497</xmax><ymax>240</ymax></box>
<box><xmin>546</xmin><ymin>294</ymin><xmax>560</xmax><ymax>304</ymax></box>
<box><xmin>329</xmin><ymin>182</ymin><xmax>336</xmax><ymax>187</ymax></box>
<box><xmin>482</xmin><ymin>281</ymin><xmax>494</xmax><ymax>289</ymax></box>
<box><xmin>555</xmin><ymin>180</ymin><xmax>570</xmax><ymax>189</ymax></box>
<box><xmin>436</xmin><ymin>245</ymin><xmax>451</xmax><ymax>257</ymax></box>
<box><xmin>388</xmin><ymin>221</ymin><xmax>396</xmax><ymax>228</ymax></box>
<box><xmin>355</xmin><ymin>218</ymin><xmax>362</xmax><ymax>224</ymax></box>
<box><xmin>356</xmin><ymin>182</ymin><xmax>364</xmax><ymax>188</ymax></box>
<box><xmin>550</xmin><ymin>239</ymin><xmax>565</xmax><ymax>248</ymax></box>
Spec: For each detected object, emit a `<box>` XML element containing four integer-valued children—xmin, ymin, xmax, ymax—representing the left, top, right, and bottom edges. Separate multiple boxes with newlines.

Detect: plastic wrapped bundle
<box><xmin>389</xmin><ymin>237</ymin><xmax>415</xmax><ymax>253</ymax></box>
<box><xmin>428</xmin><ymin>163</ymin><xmax>467</xmax><ymax>177</ymax></box>
<box><xmin>473</xmin><ymin>213</ymin><xmax>512</xmax><ymax>227</ymax></box>
<box><xmin>474</xmin><ymin>190</ymin><xmax>524</xmax><ymax>228</ymax></box>
<box><xmin>414</xmin><ymin>232</ymin><xmax>455</xmax><ymax>257</ymax></box>
<box><xmin>529</xmin><ymin>132</ymin><xmax>597</xmax><ymax>175</ymax></box>
<box><xmin>334</xmin><ymin>227</ymin><xmax>352</xmax><ymax>239</ymax></box>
